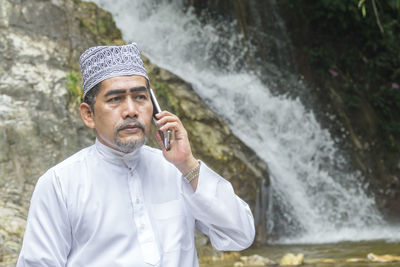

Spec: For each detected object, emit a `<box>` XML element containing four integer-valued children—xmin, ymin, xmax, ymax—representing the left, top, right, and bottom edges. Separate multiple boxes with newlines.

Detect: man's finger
<box><xmin>156</xmin><ymin>116</ymin><xmax>180</xmax><ymax>127</ymax></box>
<box><xmin>155</xmin><ymin>110</ymin><xmax>172</xmax><ymax>118</ymax></box>
<box><xmin>160</xmin><ymin>122</ymin><xmax>180</xmax><ymax>132</ymax></box>
<box><xmin>154</xmin><ymin>131</ymin><xmax>166</xmax><ymax>151</ymax></box>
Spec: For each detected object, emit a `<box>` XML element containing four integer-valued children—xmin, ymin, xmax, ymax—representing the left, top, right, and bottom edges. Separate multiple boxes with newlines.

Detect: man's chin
<box><xmin>115</xmin><ymin>136</ymin><xmax>147</xmax><ymax>153</ymax></box>
<box><xmin>117</xmin><ymin>129</ymin><xmax>146</xmax><ymax>140</ymax></box>
<box><xmin>118</xmin><ymin>133</ymin><xmax>147</xmax><ymax>144</ymax></box>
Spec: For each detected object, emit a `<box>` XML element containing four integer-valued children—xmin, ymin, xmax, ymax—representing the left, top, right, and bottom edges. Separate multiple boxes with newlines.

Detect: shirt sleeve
<box><xmin>181</xmin><ymin>162</ymin><xmax>255</xmax><ymax>251</ymax></box>
<box><xmin>17</xmin><ymin>170</ymin><xmax>71</xmax><ymax>267</ymax></box>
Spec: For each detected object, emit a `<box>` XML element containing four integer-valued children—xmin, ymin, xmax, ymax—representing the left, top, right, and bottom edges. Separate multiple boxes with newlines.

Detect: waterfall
<box><xmin>90</xmin><ymin>0</ymin><xmax>400</xmax><ymax>243</ymax></box>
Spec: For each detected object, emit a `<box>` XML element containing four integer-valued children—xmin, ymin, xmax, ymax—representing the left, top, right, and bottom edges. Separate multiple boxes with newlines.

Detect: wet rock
<box><xmin>367</xmin><ymin>253</ymin><xmax>400</xmax><ymax>262</ymax></box>
<box><xmin>279</xmin><ymin>253</ymin><xmax>304</xmax><ymax>266</ymax></box>
<box><xmin>238</xmin><ymin>254</ymin><xmax>276</xmax><ymax>266</ymax></box>
<box><xmin>345</xmin><ymin>258</ymin><xmax>367</xmax><ymax>263</ymax></box>
<box><xmin>199</xmin><ymin>251</ymin><xmax>241</xmax><ymax>265</ymax></box>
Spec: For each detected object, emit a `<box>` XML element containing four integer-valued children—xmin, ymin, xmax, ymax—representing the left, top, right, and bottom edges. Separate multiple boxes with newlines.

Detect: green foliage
<box><xmin>358</xmin><ymin>0</ymin><xmax>367</xmax><ymax>17</ymax></box>
<box><xmin>66</xmin><ymin>71</ymin><xmax>83</xmax><ymax>110</ymax></box>
<box><xmin>289</xmin><ymin>0</ymin><xmax>400</xmax><ymax>151</ymax></box>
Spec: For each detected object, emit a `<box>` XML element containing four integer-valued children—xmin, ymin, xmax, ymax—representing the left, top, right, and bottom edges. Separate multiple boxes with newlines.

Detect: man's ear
<box><xmin>80</xmin><ymin>103</ymin><xmax>96</xmax><ymax>129</ymax></box>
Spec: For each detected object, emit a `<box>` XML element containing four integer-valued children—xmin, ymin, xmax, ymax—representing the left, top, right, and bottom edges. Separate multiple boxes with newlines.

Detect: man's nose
<box><xmin>122</xmin><ymin>97</ymin><xmax>138</xmax><ymax>118</ymax></box>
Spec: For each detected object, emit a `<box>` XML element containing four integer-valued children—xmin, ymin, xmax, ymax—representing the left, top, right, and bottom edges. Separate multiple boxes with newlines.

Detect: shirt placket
<box><xmin>128</xmin><ymin>167</ymin><xmax>160</xmax><ymax>266</ymax></box>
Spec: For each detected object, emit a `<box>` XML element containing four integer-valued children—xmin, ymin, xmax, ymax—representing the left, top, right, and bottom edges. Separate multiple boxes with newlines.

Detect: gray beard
<box><xmin>115</xmin><ymin>136</ymin><xmax>147</xmax><ymax>153</ymax></box>
<box><xmin>114</xmin><ymin>118</ymin><xmax>147</xmax><ymax>153</ymax></box>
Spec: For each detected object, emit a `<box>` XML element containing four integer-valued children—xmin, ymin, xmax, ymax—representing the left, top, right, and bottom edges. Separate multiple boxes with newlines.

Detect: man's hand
<box><xmin>154</xmin><ymin>111</ymin><xmax>199</xmax><ymax>178</ymax></box>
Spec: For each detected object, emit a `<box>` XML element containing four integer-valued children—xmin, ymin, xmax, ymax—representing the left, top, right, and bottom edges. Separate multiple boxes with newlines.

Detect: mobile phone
<box><xmin>149</xmin><ymin>88</ymin><xmax>171</xmax><ymax>151</ymax></box>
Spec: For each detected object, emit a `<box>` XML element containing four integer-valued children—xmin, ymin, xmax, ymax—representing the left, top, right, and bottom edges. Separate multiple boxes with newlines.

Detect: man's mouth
<box><xmin>117</xmin><ymin>121</ymin><xmax>145</xmax><ymax>133</ymax></box>
<box><xmin>119</xmin><ymin>125</ymin><xmax>143</xmax><ymax>132</ymax></box>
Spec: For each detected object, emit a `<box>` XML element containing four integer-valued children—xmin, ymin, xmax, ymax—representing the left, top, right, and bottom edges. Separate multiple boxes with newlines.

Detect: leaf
<box><xmin>358</xmin><ymin>0</ymin><xmax>366</xmax><ymax>8</ymax></box>
<box><xmin>362</xmin><ymin>5</ymin><xmax>367</xmax><ymax>17</ymax></box>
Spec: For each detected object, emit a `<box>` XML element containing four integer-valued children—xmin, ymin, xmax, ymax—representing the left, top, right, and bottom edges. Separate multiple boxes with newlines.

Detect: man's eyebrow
<box><xmin>104</xmin><ymin>86</ymin><xmax>147</xmax><ymax>97</ymax></box>
<box><xmin>129</xmin><ymin>86</ymin><xmax>147</xmax><ymax>93</ymax></box>
<box><xmin>104</xmin><ymin>89</ymin><xmax>125</xmax><ymax>97</ymax></box>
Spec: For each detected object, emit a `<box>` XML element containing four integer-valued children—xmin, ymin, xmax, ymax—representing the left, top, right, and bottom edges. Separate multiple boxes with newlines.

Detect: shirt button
<box><xmin>136</xmin><ymin>198</ymin><xmax>140</xmax><ymax>204</ymax></box>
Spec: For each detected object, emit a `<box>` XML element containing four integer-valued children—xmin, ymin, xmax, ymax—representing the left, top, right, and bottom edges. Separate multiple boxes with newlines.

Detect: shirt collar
<box><xmin>94</xmin><ymin>138</ymin><xmax>141</xmax><ymax>169</ymax></box>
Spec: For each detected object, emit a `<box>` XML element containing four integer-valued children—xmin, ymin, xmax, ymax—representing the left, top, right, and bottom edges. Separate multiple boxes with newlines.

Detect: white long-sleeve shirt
<box><xmin>17</xmin><ymin>139</ymin><xmax>255</xmax><ymax>267</ymax></box>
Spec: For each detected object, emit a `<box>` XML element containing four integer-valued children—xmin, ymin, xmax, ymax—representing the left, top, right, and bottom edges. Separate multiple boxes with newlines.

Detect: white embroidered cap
<box><xmin>79</xmin><ymin>43</ymin><xmax>149</xmax><ymax>97</ymax></box>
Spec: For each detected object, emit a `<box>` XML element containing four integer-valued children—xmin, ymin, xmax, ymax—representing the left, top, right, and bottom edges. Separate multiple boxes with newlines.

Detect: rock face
<box><xmin>0</xmin><ymin>0</ymin><xmax>110</xmax><ymax>263</ymax></box>
<box><xmin>0</xmin><ymin>0</ymin><xmax>269</xmax><ymax>264</ymax></box>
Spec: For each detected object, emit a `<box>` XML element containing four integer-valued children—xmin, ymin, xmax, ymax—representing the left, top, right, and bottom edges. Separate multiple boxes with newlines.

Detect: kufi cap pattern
<box><xmin>80</xmin><ymin>43</ymin><xmax>149</xmax><ymax>97</ymax></box>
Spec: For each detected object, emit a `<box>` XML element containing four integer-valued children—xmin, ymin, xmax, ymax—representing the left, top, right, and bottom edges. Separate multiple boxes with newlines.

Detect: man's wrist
<box><xmin>183</xmin><ymin>161</ymin><xmax>201</xmax><ymax>183</ymax></box>
<box><xmin>177</xmin><ymin>156</ymin><xmax>199</xmax><ymax>176</ymax></box>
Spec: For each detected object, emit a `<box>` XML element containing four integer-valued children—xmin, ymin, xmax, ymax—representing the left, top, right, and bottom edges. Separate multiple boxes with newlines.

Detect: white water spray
<box><xmin>90</xmin><ymin>0</ymin><xmax>400</xmax><ymax>243</ymax></box>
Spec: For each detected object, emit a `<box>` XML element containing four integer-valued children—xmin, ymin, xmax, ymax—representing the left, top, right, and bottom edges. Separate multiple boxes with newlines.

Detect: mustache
<box><xmin>116</xmin><ymin>119</ymin><xmax>145</xmax><ymax>132</ymax></box>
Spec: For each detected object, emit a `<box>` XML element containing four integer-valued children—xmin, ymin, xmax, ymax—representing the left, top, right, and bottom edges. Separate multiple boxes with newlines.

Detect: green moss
<box><xmin>66</xmin><ymin>71</ymin><xmax>83</xmax><ymax>110</ymax></box>
<box><xmin>75</xmin><ymin>1</ymin><xmax>122</xmax><ymax>45</ymax></box>
<box><xmin>152</xmin><ymin>81</ymin><xmax>182</xmax><ymax>117</ymax></box>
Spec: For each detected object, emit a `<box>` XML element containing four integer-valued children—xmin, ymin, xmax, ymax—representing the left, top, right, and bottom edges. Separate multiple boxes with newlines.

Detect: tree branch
<box><xmin>372</xmin><ymin>0</ymin><xmax>384</xmax><ymax>34</ymax></box>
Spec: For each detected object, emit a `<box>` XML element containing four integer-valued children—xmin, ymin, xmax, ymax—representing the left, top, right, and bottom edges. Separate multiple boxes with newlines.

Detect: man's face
<box><xmin>91</xmin><ymin>75</ymin><xmax>153</xmax><ymax>153</ymax></box>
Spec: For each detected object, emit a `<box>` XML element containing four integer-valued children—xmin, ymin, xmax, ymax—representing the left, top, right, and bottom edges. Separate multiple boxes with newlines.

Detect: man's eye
<box><xmin>135</xmin><ymin>94</ymin><xmax>147</xmax><ymax>100</ymax></box>
<box><xmin>108</xmin><ymin>96</ymin><xmax>122</xmax><ymax>103</ymax></box>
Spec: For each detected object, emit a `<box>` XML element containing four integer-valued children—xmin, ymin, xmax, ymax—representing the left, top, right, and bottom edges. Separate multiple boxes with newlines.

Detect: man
<box><xmin>17</xmin><ymin>43</ymin><xmax>255</xmax><ymax>267</ymax></box>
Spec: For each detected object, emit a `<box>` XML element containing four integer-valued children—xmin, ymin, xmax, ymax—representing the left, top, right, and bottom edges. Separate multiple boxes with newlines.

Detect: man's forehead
<box><xmin>99</xmin><ymin>75</ymin><xmax>148</xmax><ymax>96</ymax></box>
<box><xmin>103</xmin><ymin>87</ymin><xmax>148</xmax><ymax>98</ymax></box>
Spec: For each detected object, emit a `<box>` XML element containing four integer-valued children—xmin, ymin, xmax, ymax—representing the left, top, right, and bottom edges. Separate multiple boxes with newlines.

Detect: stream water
<box><xmin>201</xmin><ymin>241</ymin><xmax>400</xmax><ymax>266</ymax></box>
<box><xmin>89</xmin><ymin>0</ymin><xmax>400</xmax><ymax>261</ymax></box>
